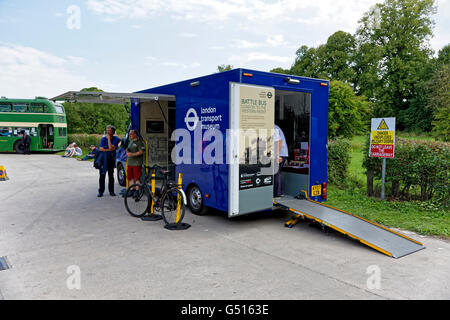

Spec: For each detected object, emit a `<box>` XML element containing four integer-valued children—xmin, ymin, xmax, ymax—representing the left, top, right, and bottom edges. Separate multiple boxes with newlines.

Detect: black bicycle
<box><xmin>124</xmin><ymin>165</ymin><xmax>187</xmax><ymax>226</ymax></box>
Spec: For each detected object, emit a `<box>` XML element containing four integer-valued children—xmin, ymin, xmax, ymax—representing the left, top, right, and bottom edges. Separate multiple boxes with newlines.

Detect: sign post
<box><xmin>369</xmin><ymin>118</ymin><xmax>396</xmax><ymax>200</ymax></box>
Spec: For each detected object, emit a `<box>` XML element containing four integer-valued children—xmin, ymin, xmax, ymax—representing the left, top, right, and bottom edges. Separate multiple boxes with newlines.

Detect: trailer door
<box><xmin>228</xmin><ymin>83</ymin><xmax>275</xmax><ymax>217</ymax></box>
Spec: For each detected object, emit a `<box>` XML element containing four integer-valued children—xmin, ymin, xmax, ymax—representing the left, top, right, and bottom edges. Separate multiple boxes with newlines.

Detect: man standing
<box><xmin>21</xmin><ymin>130</ymin><xmax>31</xmax><ymax>155</ymax></box>
<box><xmin>274</xmin><ymin>124</ymin><xmax>288</xmax><ymax>198</ymax></box>
<box><xmin>98</xmin><ymin>125</ymin><xmax>120</xmax><ymax>197</ymax></box>
<box><xmin>126</xmin><ymin>130</ymin><xmax>145</xmax><ymax>197</ymax></box>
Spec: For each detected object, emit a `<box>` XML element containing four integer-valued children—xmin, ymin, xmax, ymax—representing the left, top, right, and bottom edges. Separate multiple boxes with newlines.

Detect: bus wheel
<box><xmin>187</xmin><ymin>185</ymin><xmax>209</xmax><ymax>215</ymax></box>
<box><xmin>117</xmin><ymin>162</ymin><xmax>126</xmax><ymax>187</ymax></box>
<box><xmin>13</xmin><ymin>140</ymin><xmax>25</xmax><ymax>154</ymax></box>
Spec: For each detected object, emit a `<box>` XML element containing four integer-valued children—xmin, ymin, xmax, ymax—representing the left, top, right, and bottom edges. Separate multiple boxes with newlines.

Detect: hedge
<box><xmin>67</xmin><ymin>134</ymin><xmax>104</xmax><ymax>149</ymax></box>
<box><xmin>363</xmin><ymin>137</ymin><xmax>450</xmax><ymax>206</ymax></box>
<box><xmin>327</xmin><ymin>138</ymin><xmax>351</xmax><ymax>187</ymax></box>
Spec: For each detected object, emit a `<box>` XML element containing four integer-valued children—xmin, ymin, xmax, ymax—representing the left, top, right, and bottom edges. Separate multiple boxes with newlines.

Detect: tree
<box><xmin>217</xmin><ymin>64</ymin><xmax>233</xmax><ymax>72</ymax></box>
<box><xmin>289</xmin><ymin>31</ymin><xmax>357</xmax><ymax>85</ymax></box>
<box><xmin>428</xmin><ymin>64</ymin><xmax>450</xmax><ymax>141</ymax></box>
<box><xmin>63</xmin><ymin>87</ymin><xmax>129</xmax><ymax>134</ymax></box>
<box><xmin>290</xmin><ymin>45</ymin><xmax>324</xmax><ymax>79</ymax></box>
<box><xmin>321</xmin><ymin>31</ymin><xmax>357</xmax><ymax>85</ymax></box>
<box><xmin>270</xmin><ymin>67</ymin><xmax>291</xmax><ymax>74</ymax></box>
<box><xmin>354</xmin><ymin>0</ymin><xmax>437</xmax><ymax>130</ymax></box>
<box><xmin>436</xmin><ymin>44</ymin><xmax>450</xmax><ymax>66</ymax></box>
<box><xmin>328</xmin><ymin>80</ymin><xmax>370</xmax><ymax>139</ymax></box>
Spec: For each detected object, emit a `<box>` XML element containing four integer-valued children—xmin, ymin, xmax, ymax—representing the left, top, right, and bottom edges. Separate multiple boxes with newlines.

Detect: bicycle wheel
<box><xmin>124</xmin><ymin>184</ymin><xmax>151</xmax><ymax>218</ymax></box>
<box><xmin>161</xmin><ymin>188</ymin><xmax>186</xmax><ymax>226</ymax></box>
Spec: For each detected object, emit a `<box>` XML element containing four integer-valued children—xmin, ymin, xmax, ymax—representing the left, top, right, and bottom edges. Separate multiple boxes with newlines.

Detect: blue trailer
<box><xmin>52</xmin><ymin>69</ymin><xmax>425</xmax><ymax>258</ymax></box>
<box><xmin>131</xmin><ymin>69</ymin><xmax>329</xmax><ymax>217</ymax></box>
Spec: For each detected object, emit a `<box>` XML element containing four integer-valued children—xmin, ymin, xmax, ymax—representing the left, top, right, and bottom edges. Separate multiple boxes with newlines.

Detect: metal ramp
<box><xmin>274</xmin><ymin>194</ymin><xmax>425</xmax><ymax>258</ymax></box>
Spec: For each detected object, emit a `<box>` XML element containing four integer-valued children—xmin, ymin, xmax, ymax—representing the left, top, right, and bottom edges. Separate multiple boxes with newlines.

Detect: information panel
<box><xmin>238</xmin><ymin>85</ymin><xmax>275</xmax><ymax>190</ymax></box>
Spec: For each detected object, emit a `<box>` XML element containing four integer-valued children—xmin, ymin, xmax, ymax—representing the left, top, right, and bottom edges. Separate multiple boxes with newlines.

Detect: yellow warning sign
<box><xmin>370</xmin><ymin>117</ymin><xmax>396</xmax><ymax>158</ymax></box>
<box><xmin>371</xmin><ymin>131</ymin><xmax>395</xmax><ymax>145</ymax></box>
<box><xmin>377</xmin><ymin>119</ymin><xmax>389</xmax><ymax>130</ymax></box>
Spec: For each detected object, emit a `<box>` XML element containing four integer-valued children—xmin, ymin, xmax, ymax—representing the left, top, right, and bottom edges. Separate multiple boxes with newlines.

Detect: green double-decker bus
<box><xmin>0</xmin><ymin>97</ymin><xmax>68</xmax><ymax>153</ymax></box>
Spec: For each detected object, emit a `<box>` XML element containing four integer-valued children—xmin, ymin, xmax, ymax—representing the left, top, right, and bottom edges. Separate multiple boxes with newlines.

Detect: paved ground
<box><xmin>0</xmin><ymin>154</ymin><xmax>449</xmax><ymax>300</ymax></box>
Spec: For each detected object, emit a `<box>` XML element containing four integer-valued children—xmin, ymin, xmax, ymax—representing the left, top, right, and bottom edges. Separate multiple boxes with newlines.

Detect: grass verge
<box><xmin>326</xmin><ymin>185</ymin><xmax>450</xmax><ymax>238</ymax></box>
<box><xmin>336</xmin><ymin>135</ymin><xmax>449</xmax><ymax>238</ymax></box>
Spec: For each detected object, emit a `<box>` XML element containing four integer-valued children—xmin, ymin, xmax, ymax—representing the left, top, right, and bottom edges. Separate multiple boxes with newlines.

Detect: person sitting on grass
<box><xmin>77</xmin><ymin>145</ymin><xmax>98</xmax><ymax>161</ymax></box>
<box><xmin>62</xmin><ymin>142</ymin><xmax>82</xmax><ymax>158</ymax></box>
<box><xmin>62</xmin><ymin>143</ymin><xmax>74</xmax><ymax>157</ymax></box>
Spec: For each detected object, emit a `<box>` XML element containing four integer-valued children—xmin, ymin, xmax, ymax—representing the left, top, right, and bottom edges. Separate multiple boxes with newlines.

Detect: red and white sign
<box><xmin>370</xmin><ymin>144</ymin><xmax>394</xmax><ymax>158</ymax></box>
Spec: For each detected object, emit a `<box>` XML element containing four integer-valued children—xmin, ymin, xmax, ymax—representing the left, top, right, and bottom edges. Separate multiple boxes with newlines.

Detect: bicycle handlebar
<box><xmin>144</xmin><ymin>164</ymin><xmax>166</xmax><ymax>171</ymax></box>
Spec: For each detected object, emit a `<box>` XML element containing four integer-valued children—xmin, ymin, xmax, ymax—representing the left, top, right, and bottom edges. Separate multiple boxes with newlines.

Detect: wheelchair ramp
<box><xmin>274</xmin><ymin>196</ymin><xmax>425</xmax><ymax>258</ymax></box>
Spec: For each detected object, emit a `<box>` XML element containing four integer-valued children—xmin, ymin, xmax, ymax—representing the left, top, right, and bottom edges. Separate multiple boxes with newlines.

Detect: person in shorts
<box><xmin>126</xmin><ymin>129</ymin><xmax>145</xmax><ymax>197</ymax></box>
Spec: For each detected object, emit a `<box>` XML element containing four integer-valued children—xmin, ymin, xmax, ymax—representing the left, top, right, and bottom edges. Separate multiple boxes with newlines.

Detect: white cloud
<box><xmin>232</xmin><ymin>35</ymin><xmax>288</xmax><ymax>49</ymax></box>
<box><xmin>86</xmin><ymin>0</ymin><xmax>379</xmax><ymax>28</ymax></box>
<box><xmin>0</xmin><ymin>43</ymin><xmax>100</xmax><ymax>98</ymax></box>
<box><xmin>266</xmin><ymin>35</ymin><xmax>287</xmax><ymax>47</ymax></box>
<box><xmin>232</xmin><ymin>39</ymin><xmax>262</xmax><ymax>49</ymax></box>
<box><xmin>179</xmin><ymin>32</ymin><xmax>199</xmax><ymax>38</ymax></box>
<box><xmin>229</xmin><ymin>52</ymin><xmax>292</xmax><ymax>66</ymax></box>
<box><xmin>160</xmin><ymin>61</ymin><xmax>201</xmax><ymax>68</ymax></box>
<box><xmin>66</xmin><ymin>56</ymin><xmax>86</xmax><ymax>65</ymax></box>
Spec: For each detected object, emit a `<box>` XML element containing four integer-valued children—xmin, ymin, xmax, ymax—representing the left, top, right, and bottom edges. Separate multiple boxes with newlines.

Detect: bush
<box><xmin>363</xmin><ymin>137</ymin><xmax>450</xmax><ymax>207</ymax></box>
<box><xmin>327</xmin><ymin>138</ymin><xmax>351</xmax><ymax>187</ymax></box>
<box><xmin>64</xmin><ymin>102</ymin><xmax>130</xmax><ymax>135</ymax></box>
<box><xmin>328</xmin><ymin>80</ymin><xmax>371</xmax><ymax>139</ymax></box>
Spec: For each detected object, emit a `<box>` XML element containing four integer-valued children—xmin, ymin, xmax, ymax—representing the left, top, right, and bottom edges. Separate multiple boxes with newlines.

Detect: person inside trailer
<box><xmin>273</xmin><ymin>124</ymin><xmax>288</xmax><ymax>198</ymax></box>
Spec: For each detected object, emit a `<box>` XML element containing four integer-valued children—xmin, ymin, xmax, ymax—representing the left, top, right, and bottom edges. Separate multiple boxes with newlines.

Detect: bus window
<box><xmin>13</xmin><ymin>104</ymin><xmax>28</xmax><ymax>112</ymax></box>
<box><xmin>13</xmin><ymin>128</ymin><xmax>29</xmax><ymax>136</ymax></box>
<box><xmin>30</xmin><ymin>103</ymin><xmax>45</xmax><ymax>113</ymax></box>
<box><xmin>0</xmin><ymin>104</ymin><xmax>12</xmax><ymax>112</ymax></box>
<box><xmin>54</xmin><ymin>105</ymin><xmax>64</xmax><ymax>114</ymax></box>
<box><xmin>0</xmin><ymin>127</ymin><xmax>11</xmax><ymax>137</ymax></box>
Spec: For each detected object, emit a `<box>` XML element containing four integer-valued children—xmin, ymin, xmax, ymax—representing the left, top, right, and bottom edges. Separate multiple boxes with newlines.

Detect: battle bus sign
<box><xmin>369</xmin><ymin>118</ymin><xmax>396</xmax><ymax>158</ymax></box>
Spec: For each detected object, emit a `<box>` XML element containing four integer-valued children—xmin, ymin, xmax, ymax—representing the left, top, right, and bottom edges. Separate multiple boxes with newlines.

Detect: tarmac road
<box><xmin>0</xmin><ymin>154</ymin><xmax>449</xmax><ymax>299</ymax></box>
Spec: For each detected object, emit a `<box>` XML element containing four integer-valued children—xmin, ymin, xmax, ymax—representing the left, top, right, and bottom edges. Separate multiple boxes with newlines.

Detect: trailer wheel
<box><xmin>117</xmin><ymin>162</ymin><xmax>126</xmax><ymax>187</ymax></box>
<box><xmin>13</xmin><ymin>140</ymin><xmax>25</xmax><ymax>154</ymax></box>
<box><xmin>187</xmin><ymin>185</ymin><xmax>209</xmax><ymax>215</ymax></box>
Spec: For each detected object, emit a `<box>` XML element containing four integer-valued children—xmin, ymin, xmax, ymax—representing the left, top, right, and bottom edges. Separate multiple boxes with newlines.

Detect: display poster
<box><xmin>238</xmin><ymin>85</ymin><xmax>275</xmax><ymax>190</ymax></box>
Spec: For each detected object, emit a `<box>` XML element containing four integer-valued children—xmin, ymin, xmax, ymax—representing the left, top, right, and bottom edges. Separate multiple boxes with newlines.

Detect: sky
<box><xmin>0</xmin><ymin>0</ymin><xmax>449</xmax><ymax>98</ymax></box>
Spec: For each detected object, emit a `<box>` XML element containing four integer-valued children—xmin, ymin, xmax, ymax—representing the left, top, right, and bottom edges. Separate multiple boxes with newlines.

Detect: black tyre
<box><xmin>117</xmin><ymin>162</ymin><xmax>126</xmax><ymax>187</ymax></box>
<box><xmin>161</xmin><ymin>188</ymin><xmax>186</xmax><ymax>226</ymax></box>
<box><xmin>13</xmin><ymin>140</ymin><xmax>25</xmax><ymax>154</ymax></box>
<box><xmin>187</xmin><ymin>185</ymin><xmax>209</xmax><ymax>215</ymax></box>
<box><xmin>124</xmin><ymin>184</ymin><xmax>151</xmax><ymax>218</ymax></box>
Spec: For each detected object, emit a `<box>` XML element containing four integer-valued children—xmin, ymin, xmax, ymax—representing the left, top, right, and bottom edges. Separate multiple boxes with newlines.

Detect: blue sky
<box><xmin>0</xmin><ymin>0</ymin><xmax>449</xmax><ymax>98</ymax></box>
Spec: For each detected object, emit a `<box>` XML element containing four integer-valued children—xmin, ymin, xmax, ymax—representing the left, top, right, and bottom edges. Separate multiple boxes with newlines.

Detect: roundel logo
<box><xmin>184</xmin><ymin>108</ymin><xmax>199</xmax><ymax>131</ymax></box>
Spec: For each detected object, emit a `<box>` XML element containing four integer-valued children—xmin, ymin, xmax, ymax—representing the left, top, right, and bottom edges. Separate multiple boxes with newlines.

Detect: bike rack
<box><xmin>141</xmin><ymin>169</ymin><xmax>163</xmax><ymax>222</ymax></box>
<box><xmin>164</xmin><ymin>173</ymin><xmax>191</xmax><ymax>231</ymax></box>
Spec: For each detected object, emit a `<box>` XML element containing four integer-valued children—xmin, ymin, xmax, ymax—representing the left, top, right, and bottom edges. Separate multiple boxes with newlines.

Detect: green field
<box><xmin>326</xmin><ymin>134</ymin><xmax>450</xmax><ymax>238</ymax></box>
